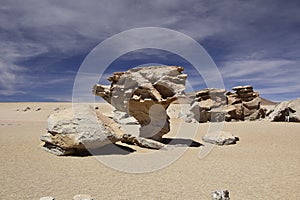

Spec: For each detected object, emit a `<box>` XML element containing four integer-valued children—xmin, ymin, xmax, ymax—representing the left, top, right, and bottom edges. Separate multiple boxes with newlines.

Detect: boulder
<box><xmin>202</xmin><ymin>131</ymin><xmax>239</xmax><ymax>145</ymax></box>
<box><xmin>269</xmin><ymin>98</ymin><xmax>300</xmax><ymax>122</ymax></box>
<box><xmin>40</xmin><ymin>105</ymin><xmax>166</xmax><ymax>155</ymax></box>
<box><xmin>40</xmin><ymin>105</ymin><xmax>123</xmax><ymax>155</ymax></box>
<box><xmin>93</xmin><ymin>66</ymin><xmax>187</xmax><ymax>141</ymax></box>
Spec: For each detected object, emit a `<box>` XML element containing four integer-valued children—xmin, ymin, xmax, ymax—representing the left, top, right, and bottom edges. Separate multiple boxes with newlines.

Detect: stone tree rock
<box><xmin>40</xmin><ymin>105</ymin><xmax>165</xmax><ymax>155</ymax></box>
<box><xmin>93</xmin><ymin>66</ymin><xmax>187</xmax><ymax>141</ymax></box>
<box><xmin>269</xmin><ymin>98</ymin><xmax>300</xmax><ymax>122</ymax></box>
<box><xmin>186</xmin><ymin>85</ymin><xmax>266</xmax><ymax>123</ymax></box>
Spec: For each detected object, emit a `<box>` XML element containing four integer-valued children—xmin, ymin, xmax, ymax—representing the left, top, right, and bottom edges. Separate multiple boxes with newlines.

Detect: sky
<box><xmin>0</xmin><ymin>0</ymin><xmax>299</xmax><ymax>102</ymax></box>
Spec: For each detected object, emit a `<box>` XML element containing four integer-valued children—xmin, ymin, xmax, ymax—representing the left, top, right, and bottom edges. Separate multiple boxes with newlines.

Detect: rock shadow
<box><xmin>162</xmin><ymin>138</ymin><xmax>203</xmax><ymax>147</ymax></box>
<box><xmin>71</xmin><ymin>143</ymin><xmax>136</xmax><ymax>157</ymax></box>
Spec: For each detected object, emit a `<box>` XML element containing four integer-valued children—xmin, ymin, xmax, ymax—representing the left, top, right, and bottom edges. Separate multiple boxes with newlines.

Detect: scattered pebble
<box><xmin>53</xmin><ymin>107</ymin><xmax>59</xmax><ymax>111</ymax></box>
<box><xmin>73</xmin><ymin>194</ymin><xmax>93</xmax><ymax>200</ymax></box>
<box><xmin>94</xmin><ymin>106</ymin><xmax>99</xmax><ymax>110</ymax></box>
<box><xmin>35</xmin><ymin>107</ymin><xmax>41</xmax><ymax>111</ymax></box>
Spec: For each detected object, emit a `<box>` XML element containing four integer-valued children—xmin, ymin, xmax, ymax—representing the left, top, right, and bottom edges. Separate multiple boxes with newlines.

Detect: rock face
<box><xmin>93</xmin><ymin>66</ymin><xmax>187</xmax><ymax>141</ymax></box>
<box><xmin>269</xmin><ymin>98</ymin><xmax>300</xmax><ymax>122</ymax></box>
<box><xmin>187</xmin><ymin>85</ymin><xmax>265</xmax><ymax>122</ymax></box>
<box><xmin>40</xmin><ymin>105</ymin><xmax>166</xmax><ymax>155</ymax></box>
<box><xmin>202</xmin><ymin>131</ymin><xmax>239</xmax><ymax>145</ymax></box>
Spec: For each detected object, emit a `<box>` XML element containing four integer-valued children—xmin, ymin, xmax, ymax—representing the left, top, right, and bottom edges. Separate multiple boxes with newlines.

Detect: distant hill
<box><xmin>260</xmin><ymin>97</ymin><xmax>277</xmax><ymax>105</ymax></box>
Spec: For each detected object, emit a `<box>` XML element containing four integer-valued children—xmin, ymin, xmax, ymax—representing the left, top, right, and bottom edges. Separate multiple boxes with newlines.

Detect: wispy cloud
<box><xmin>0</xmin><ymin>0</ymin><xmax>299</xmax><ymax>101</ymax></box>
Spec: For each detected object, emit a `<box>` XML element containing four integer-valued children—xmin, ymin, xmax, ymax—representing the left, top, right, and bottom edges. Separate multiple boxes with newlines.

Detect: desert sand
<box><xmin>0</xmin><ymin>102</ymin><xmax>299</xmax><ymax>199</ymax></box>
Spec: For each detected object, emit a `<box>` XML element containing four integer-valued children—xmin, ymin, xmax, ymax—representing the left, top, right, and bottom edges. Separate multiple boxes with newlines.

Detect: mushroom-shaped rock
<box><xmin>93</xmin><ymin>66</ymin><xmax>187</xmax><ymax>141</ymax></box>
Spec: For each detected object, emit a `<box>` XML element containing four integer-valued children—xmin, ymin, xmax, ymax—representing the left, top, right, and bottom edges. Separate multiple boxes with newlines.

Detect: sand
<box><xmin>0</xmin><ymin>102</ymin><xmax>299</xmax><ymax>199</ymax></box>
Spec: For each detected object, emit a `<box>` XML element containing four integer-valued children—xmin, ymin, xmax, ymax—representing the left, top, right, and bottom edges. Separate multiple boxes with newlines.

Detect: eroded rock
<box><xmin>269</xmin><ymin>98</ymin><xmax>300</xmax><ymax>122</ymax></box>
<box><xmin>40</xmin><ymin>105</ymin><xmax>166</xmax><ymax>155</ymax></box>
<box><xmin>93</xmin><ymin>66</ymin><xmax>187</xmax><ymax>141</ymax></box>
<box><xmin>40</xmin><ymin>105</ymin><xmax>123</xmax><ymax>155</ymax></box>
<box><xmin>186</xmin><ymin>86</ymin><xmax>265</xmax><ymax>122</ymax></box>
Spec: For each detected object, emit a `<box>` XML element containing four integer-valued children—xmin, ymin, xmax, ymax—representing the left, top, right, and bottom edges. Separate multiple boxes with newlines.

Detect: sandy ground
<box><xmin>0</xmin><ymin>102</ymin><xmax>299</xmax><ymax>199</ymax></box>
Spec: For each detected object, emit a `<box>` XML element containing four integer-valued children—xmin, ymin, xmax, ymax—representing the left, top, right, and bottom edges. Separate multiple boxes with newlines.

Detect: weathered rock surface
<box><xmin>187</xmin><ymin>88</ymin><xmax>227</xmax><ymax>123</ymax></box>
<box><xmin>40</xmin><ymin>105</ymin><xmax>166</xmax><ymax>155</ymax></box>
<box><xmin>93</xmin><ymin>66</ymin><xmax>187</xmax><ymax>141</ymax></box>
<box><xmin>202</xmin><ymin>131</ymin><xmax>239</xmax><ymax>145</ymax></box>
<box><xmin>112</xmin><ymin>110</ymin><xmax>139</xmax><ymax>125</ymax></box>
<box><xmin>212</xmin><ymin>190</ymin><xmax>230</xmax><ymax>200</ymax></box>
<box><xmin>187</xmin><ymin>85</ymin><xmax>265</xmax><ymax>123</ymax></box>
<box><xmin>40</xmin><ymin>105</ymin><xmax>123</xmax><ymax>155</ymax></box>
<box><xmin>269</xmin><ymin>98</ymin><xmax>300</xmax><ymax>122</ymax></box>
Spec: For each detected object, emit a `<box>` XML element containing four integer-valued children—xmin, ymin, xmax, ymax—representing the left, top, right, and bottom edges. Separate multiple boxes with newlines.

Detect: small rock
<box><xmin>36</xmin><ymin>107</ymin><xmax>41</xmax><ymax>111</ymax></box>
<box><xmin>53</xmin><ymin>107</ymin><xmax>59</xmax><ymax>111</ymax></box>
<box><xmin>23</xmin><ymin>106</ymin><xmax>31</xmax><ymax>112</ymax></box>
<box><xmin>73</xmin><ymin>194</ymin><xmax>93</xmax><ymax>200</ymax></box>
<box><xmin>39</xmin><ymin>197</ymin><xmax>55</xmax><ymax>200</ymax></box>
<box><xmin>212</xmin><ymin>190</ymin><xmax>230</xmax><ymax>200</ymax></box>
<box><xmin>94</xmin><ymin>106</ymin><xmax>99</xmax><ymax>110</ymax></box>
<box><xmin>202</xmin><ymin>131</ymin><xmax>239</xmax><ymax>145</ymax></box>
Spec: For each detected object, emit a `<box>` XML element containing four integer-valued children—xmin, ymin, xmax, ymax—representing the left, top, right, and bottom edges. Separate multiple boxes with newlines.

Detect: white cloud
<box><xmin>0</xmin><ymin>0</ymin><xmax>299</xmax><ymax>101</ymax></box>
<box><xmin>0</xmin><ymin>59</ymin><xmax>27</xmax><ymax>93</ymax></box>
<box><xmin>220</xmin><ymin>59</ymin><xmax>295</xmax><ymax>79</ymax></box>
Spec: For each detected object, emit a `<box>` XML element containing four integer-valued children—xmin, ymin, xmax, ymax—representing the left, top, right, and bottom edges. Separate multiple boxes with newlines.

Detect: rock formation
<box><xmin>188</xmin><ymin>88</ymin><xmax>227</xmax><ymax>123</ymax></box>
<box><xmin>93</xmin><ymin>66</ymin><xmax>187</xmax><ymax>141</ymax></box>
<box><xmin>187</xmin><ymin>85</ymin><xmax>266</xmax><ymax>122</ymax></box>
<box><xmin>40</xmin><ymin>105</ymin><xmax>165</xmax><ymax>155</ymax></box>
<box><xmin>226</xmin><ymin>85</ymin><xmax>265</xmax><ymax>121</ymax></box>
<box><xmin>268</xmin><ymin>98</ymin><xmax>300</xmax><ymax>122</ymax></box>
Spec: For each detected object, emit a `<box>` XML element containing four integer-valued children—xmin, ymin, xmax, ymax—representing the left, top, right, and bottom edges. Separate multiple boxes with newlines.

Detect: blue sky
<box><xmin>0</xmin><ymin>0</ymin><xmax>299</xmax><ymax>102</ymax></box>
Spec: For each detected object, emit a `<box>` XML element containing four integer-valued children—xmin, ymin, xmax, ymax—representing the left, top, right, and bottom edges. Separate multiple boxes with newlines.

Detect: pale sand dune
<box><xmin>0</xmin><ymin>103</ymin><xmax>300</xmax><ymax>199</ymax></box>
